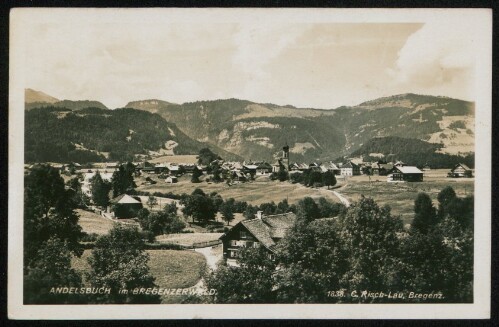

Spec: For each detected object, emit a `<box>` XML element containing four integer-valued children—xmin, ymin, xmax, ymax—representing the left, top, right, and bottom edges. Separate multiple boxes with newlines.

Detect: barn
<box><xmin>387</xmin><ymin>166</ymin><xmax>423</xmax><ymax>182</ymax></box>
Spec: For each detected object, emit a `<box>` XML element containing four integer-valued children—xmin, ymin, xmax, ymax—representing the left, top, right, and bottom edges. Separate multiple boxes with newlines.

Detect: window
<box><xmin>240</xmin><ymin>230</ymin><xmax>249</xmax><ymax>239</ymax></box>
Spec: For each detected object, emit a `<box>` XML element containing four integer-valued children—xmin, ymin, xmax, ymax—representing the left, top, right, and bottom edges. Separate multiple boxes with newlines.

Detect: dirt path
<box><xmin>331</xmin><ymin>190</ymin><xmax>351</xmax><ymax>207</ymax></box>
<box><xmin>194</xmin><ymin>246</ymin><xmax>222</xmax><ymax>270</ymax></box>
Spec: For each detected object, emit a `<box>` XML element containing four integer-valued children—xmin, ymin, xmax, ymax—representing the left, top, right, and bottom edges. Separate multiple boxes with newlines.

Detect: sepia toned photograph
<box><xmin>8</xmin><ymin>8</ymin><xmax>491</xmax><ymax>319</ymax></box>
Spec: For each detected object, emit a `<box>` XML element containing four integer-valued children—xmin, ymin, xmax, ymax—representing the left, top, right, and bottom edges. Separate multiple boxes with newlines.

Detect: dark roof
<box><xmin>221</xmin><ymin>212</ymin><xmax>297</xmax><ymax>252</ymax></box>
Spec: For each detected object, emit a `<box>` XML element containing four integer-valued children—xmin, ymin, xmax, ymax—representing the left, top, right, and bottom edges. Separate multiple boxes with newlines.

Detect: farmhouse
<box><xmin>387</xmin><ymin>166</ymin><xmax>423</xmax><ymax>182</ymax></box>
<box><xmin>255</xmin><ymin>162</ymin><xmax>273</xmax><ymax>176</ymax></box>
<box><xmin>372</xmin><ymin>162</ymin><xmax>394</xmax><ymax>176</ymax></box>
<box><xmin>340</xmin><ymin>161</ymin><xmax>361</xmax><ymax>176</ymax></box>
<box><xmin>231</xmin><ymin>171</ymin><xmax>247</xmax><ymax>183</ymax></box>
<box><xmin>220</xmin><ymin>211</ymin><xmax>297</xmax><ymax>265</ymax></box>
<box><xmin>242</xmin><ymin>164</ymin><xmax>258</xmax><ymax>176</ymax></box>
<box><xmin>289</xmin><ymin>162</ymin><xmax>309</xmax><ymax>172</ymax></box>
<box><xmin>448</xmin><ymin>163</ymin><xmax>473</xmax><ymax>178</ymax></box>
<box><xmin>109</xmin><ymin>194</ymin><xmax>143</xmax><ymax>218</ymax></box>
<box><xmin>320</xmin><ymin>162</ymin><xmax>341</xmax><ymax>175</ymax></box>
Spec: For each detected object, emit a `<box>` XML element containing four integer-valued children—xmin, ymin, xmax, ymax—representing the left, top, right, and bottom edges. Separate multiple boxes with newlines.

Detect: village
<box><xmin>23</xmin><ymin>141</ymin><xmax>475</xmax><ymax>302</ymax></box>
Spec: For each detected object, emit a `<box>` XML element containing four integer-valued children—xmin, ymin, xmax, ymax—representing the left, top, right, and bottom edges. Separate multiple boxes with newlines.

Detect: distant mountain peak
<box><xmin>25</xmin><ymin>88</ymin><xmax>59</xmax><ymax>104</ymax></box>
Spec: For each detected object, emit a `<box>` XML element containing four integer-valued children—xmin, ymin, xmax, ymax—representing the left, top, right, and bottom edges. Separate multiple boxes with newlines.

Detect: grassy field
<box><xmin>77</xmin><ymin>209</ymin><xmax>116</xmax><ymax>235</ymax></box>
<box><xmin>137</xmin><ymin>176</ymin><xmax>341</xmax><ymax>205</ymax></box>
<box><xmin>156</xmin><ymin>233</ymin><xmax>223</xmax><ymax>246</ymax></box>
<box><xmin>339</xmin><ymin>169</ymin><xmax>474</xmax><ymax>225</ymax></box>
<box><xmin>71</xmin><ymin>249</ymin><xmax>206</xmax><ymax>292</ymax></box>
<box><xmin>149</xmin><ymin>155</ymin><xmax>198</xmax><ymax>164</ymax></box>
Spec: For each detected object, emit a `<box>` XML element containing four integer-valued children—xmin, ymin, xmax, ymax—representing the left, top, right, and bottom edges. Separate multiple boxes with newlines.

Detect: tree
<box><xmin>138</xmin><ymin>204</ymin><xmax>185</xmax><ymax>236</ymax></box>
<box><xmin>206</xmin><ymin>247</ymin><xmax>277</xmax><ymax>303</ymax></box>
<box><xmin>198</xmin><ymin>148</ymin><xmax>220</xmax><ymax>166</ymax></box>
<box><xmin>191</xmin><ymin>166</ymin><xmax>202</xmax><ymax>183</ymax></box>
<box><xmin>111</xmin><ymin>162</ymin><xmax>136</xmax><ymax>197</ymax></box>
<box><xmin>317</xmin><ymin>197</ymin><xmax>344</xmax><ymax>218</ymax></box>
<box><xmin>220</xmin><ymin>201</ymin><xmax>235</xmax><ymax>225</ymax></box>
<box><xmin>337</xmin><ymin>197</ymin><xmax>403</xmax><ymax>297</ymax></box>
<box><xmin>295</xmin><ymin>197</ymin><xmax>321</xmax><ymax>224</ymax></box>
<box><xmin>24</xmin><ymin>165</ymin><xmax>84</xmax><ymax>268</ymax></box>
<box><xmin>322</xmin><ymin>171</ymin><xmax>337</xmax><ymax>189</ymax></box>
<box><xmin>243</xmin><ymin>204</ymin><xmax>258</xmax><ymax>220</ymax></box>
<box><xmin>87</xmin><ymin>224</ymin><xmax>161</xmax><ymax>304</ymax></box>
<box><xmin>181</xmin><ymin>189</ymin><xmax>217</xmax><ymax>223</ymax></box>
<box><xmin>276</xmin><ymin>198</ymin><xmax>290</xmax><ymax>214</ymax></box>
<box><xmin>91</xmin><ymin>171</ymin><xmax>111</xmax><ymax>207</ymax></box>
<box><xmin>411</xmin><ymin>193</ymin><xmax>438</xmax><ymax>234</ymax></box>
<box><xmin>24</xmin><ymin>238</ymin><xmax>84</xmax><ymax>304</ymax></box>
<box><xmin>437</xmin><ymin>186</ymin><xmax>457</xmax><ymax>219</ymax></box>
<box><xmin>259</xmin><ymin>201</ymin><xmax>277</xmax><ymax>215</ymax></box>
<box><xmin>146</xmin><ymin>195</ymin><xmax>158</xmax><ymax>210</ymax></box>
<box><xmin>308</xmin><ymin>171</ymin><xmax>322</xmax><ymax>187</ymax></box>
<box><xmin>275</xmin><ymin>219</ymin><xmax>349</xmax><ymax>303</ymax></box>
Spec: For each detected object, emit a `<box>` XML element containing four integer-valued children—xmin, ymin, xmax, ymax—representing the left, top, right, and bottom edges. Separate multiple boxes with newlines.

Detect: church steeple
<box><xmin>282</xmin><ymin>142</ymin><xmax>290</xmax><ymax>170</ymax></box>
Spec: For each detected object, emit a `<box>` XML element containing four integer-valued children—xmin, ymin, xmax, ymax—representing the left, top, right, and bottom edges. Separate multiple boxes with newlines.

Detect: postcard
<box><xmin>8</xmin><ymin>8</ymin><xmax>492</xmax><ymax>319</ymax></box>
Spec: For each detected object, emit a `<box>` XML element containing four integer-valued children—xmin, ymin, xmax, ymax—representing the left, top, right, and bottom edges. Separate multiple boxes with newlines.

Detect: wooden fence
<box><xmin>190</xmin><ymin>239</ymin><xmax>222</xmax><ymax>249</ymax></box>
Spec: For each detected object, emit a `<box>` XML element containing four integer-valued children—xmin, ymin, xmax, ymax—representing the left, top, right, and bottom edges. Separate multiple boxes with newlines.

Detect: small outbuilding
<box><xmin>448</xmin><ymin>163</ymin><xmax>473</xmax><ymax>178</ymax></box>
<box><xmin>165</xmin><ymin>176</ymin><xmax>178</xmax><ymax>184</ymax></box>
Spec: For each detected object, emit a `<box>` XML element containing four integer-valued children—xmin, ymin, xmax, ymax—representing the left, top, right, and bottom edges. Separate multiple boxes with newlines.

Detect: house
<box><xmin>448</xmin><ymin>163</ymin><xmax>473</xmax><ymax>178</ymax></box>
<box><xmin>255</xmin><ymin>162</ymin><xmax>273</xmax><ymax>176</ymax></box>
<box><xmin>220</xmin><ymin>211</ymin><xmax>297</xmax><ymax>265</ymax></box>
<box><xmin>154</xmin><ymin>163</ymin><xmax>169</xmax><ymax>174</ymax></box>
<box><xmin>242</xmin><ymin>164</ymin><xmax>258</xmax><ymax>177</ymax></box>
<box><xmin>320</xmin><ymin>162</ymin><xmax>341</xmax><ymax>175</ymax></box>
<box><xmin>181</xmin><ymin>164</ymin><xmax>196</xmax><ymax>174</ymax></box>
<box><xmin>81</xmin><ymin>171</ymin><xmax>113</xmax><ymax>197</ymax></box>
<box><xmin>167</xmin><ymin>164</ymin><xmax>182</xmax><ymax>176</ymax></box>
<box><xmin>165</xmin><ymin>176</ymin><xmax>178</xmax><ymax>183</ymax></box>
<box><xmin>231</xmin><ymin>171</ymin><xmax>247</xmax><ymax>183</ymax></box>
<box><xmin>340</xmin><ymin>161</ymin><xmax>361</xmax><ymax>176</ymax></box>
<box><xmin>387</xmin><ymin>166</ymin><xmax>423</xmax><ymax>182</ymax></box>
<box><xmin>309</xmin><ymin>162</ymin><xmax>323</xmax><ymax>173</ymax></box>
<box><xmin>135</xmin><ymin>161</ymin><xmax>155</xmax><ymax>174</ymax></box>
<box><xmin>393</xmin><ymin>161</ymin><xmax>406</xmax><ymax>167</ymax></box>
<box><xmin>289</xmin><ymin>162</ymin><xmax>308</xmax><ymax>172</ymax></box>
<box><xmin>109</xmin><ymin>194</ymin><xmax>143</xmax><ymax>218</ymax></box>
<box><xmin>372</xmin><ymin>162</ymin><xmax>394</xmax><ymax>176</ymax></box>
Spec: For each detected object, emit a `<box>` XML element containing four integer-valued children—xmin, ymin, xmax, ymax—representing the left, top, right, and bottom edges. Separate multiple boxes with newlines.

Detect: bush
<box><xmin>144</xmin><ymin>242</ymin><xmax>186</xmax><ymax>250</ymax></box>
<box><xmin>81</xmin><ymin>232</ymin><xmax>99</xmax><ymax>242</ymax></box>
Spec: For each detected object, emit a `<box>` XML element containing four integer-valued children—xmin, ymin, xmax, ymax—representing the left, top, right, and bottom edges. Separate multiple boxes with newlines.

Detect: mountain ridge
<box><xmin>26</xmin><ymin>90</ymin><xmax>475</xmax><ymax>163</ymax></box>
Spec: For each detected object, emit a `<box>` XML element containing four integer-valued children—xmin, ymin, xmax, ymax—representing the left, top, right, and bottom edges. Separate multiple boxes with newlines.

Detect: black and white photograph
<box><xmin>8</xmin><ymin>8</ymin><xmax>492</xmax><ymax>319</ymax></box>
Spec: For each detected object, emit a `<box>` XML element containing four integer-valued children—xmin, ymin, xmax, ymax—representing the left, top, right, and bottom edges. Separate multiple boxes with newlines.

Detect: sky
<box><xmin>17</xmin><ymin>9</ymin><xmax>481</xmax><ymax>109</ymax></box>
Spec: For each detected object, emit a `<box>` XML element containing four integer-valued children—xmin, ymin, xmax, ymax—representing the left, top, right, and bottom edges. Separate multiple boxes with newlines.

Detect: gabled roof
<box><xmin>394</xmin><ymin>166</ymin><xmax>423</xmax><ymax>174</ymax></box>
<box><xmin>221</xmin><ymin>212</ymin><xmax>296</xmax><ymax>252</ymax></box>
<box><xmin>111</xmin><ymin>194</ymin><xmax>142</xmax><ymax>204</ymax></box>
<box><xmin>452</xmin><ymin>163</ymin><xmax>471</xmax><ymax>171</ymax></box>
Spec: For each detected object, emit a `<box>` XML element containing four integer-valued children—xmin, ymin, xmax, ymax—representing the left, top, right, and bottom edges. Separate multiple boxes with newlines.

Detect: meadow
<box><xmin>71</xmin><ymin>249</ymin><xmax>207</xmax><ymax>303</ymax></box>
<box><xmin>338</xmin><ymin>169</ymin><xmax>474</xmax><ymax>225</ymax></box>
<box><xmin>137</xmin><ymin>175</ymin><xmax>341</xmax><ymax>205</ymax></box>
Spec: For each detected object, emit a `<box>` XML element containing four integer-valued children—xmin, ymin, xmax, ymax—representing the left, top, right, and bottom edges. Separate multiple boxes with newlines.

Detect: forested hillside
<box><xmin>348</xmin><ymin>136</ymin><xmax>474</xmax><ymax>168</ymax></box>
<box><xmin>24</xmin><ymin>107</ymin><xmax>237</xmax><ymax>163</ymax></box>
<box><xmin>127</xmin><ymin>94</ymin><xmax>475</xmax><ymax>162</ymax></box>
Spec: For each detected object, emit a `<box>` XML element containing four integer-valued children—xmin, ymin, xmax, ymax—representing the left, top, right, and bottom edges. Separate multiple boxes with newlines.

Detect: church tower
<box><xmin>282</xmin><ymin>144</ymin><xmax>290</xmax><ymax>170</ymax></box>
